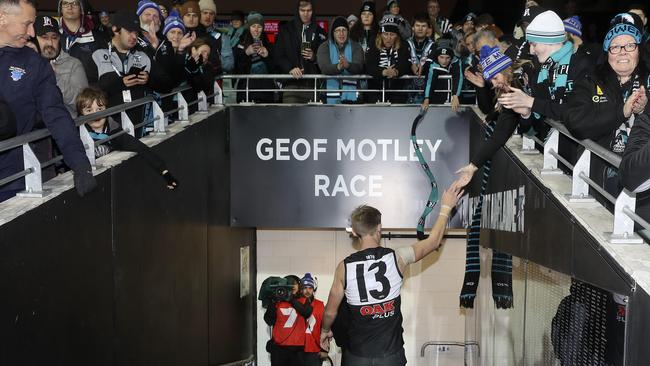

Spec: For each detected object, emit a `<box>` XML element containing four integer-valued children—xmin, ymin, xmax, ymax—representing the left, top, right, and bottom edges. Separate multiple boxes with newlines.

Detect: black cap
<box><xmin>34</xmin><ymin>15</ymin><xmax>59</xmax><ymax>37</ymax></box>
<box><xmin>360</xmin><ymin>1</ymin><xmax>375</xmax><ymax>15</ymax></box>
<box><xmin>112</xmin><ymin>11</ymin><xmax>140</xmax><ymax>32</ymax></box>
<box><xmin>521</xmin><ymin>6</ymin><xmax>544</xmax><ymax>25</ymax></box>
<box><xmin>232</xmin><ymin>10</ymin><xmax>244</xmax><ymax>21</ymax></box>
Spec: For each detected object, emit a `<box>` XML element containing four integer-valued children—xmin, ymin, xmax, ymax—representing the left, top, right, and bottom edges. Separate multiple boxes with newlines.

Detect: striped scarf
<box><xmin>460</xmin><ymin>120</ymin><xmax>513</xmax><ymax>309</ymax></box>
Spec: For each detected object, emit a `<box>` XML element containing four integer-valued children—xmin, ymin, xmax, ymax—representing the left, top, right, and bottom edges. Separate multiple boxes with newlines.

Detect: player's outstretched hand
<box><xmin>440</xmin><ymin>179</ymin><xmax>465</xmax><ymax>208</ymax></box>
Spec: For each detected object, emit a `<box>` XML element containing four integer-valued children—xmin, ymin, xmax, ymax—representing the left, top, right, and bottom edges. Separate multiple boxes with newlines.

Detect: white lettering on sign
<box><xmin>315</xmin><ymin>175</ymin><xmax>383</xmax><ymax>197</ymax></box>
<box><xmin>335</xmin><ymin>138</ymin><xmax>441</xmax><ymax>161</ymax></box>
<box><xmin>256</xmin><ymin>138</ymin><xmax>328</xmax><ymax>160</ymax></box>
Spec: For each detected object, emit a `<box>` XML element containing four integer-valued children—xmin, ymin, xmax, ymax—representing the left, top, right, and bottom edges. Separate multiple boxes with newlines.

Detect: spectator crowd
<box><xmin>0</xmin><ymin>0</ymin><xmax>649</xmax><ymax>221</ymax></box>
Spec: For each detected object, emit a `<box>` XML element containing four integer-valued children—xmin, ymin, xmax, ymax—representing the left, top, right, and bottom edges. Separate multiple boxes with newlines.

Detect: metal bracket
<box><xmin>567</xmin><ymin>150</ymin><xmax>595</xmax><ymax>202</ymax></box>
<box><xmin>197</xmin><ymin>91</ymin><xmax>209</xmax><ymax>113</ymax></box>
<box><xmin>520</xmin><ymin>135</ymin><xmax>539</xmax><ymax>155</ymax></box>
<box><xmin>78</xmin><ymin>125</ymin><xmax>98</xmax><ymax>169</ymax></box>
<box><xmin>607</xmin><ymin>189</ymin><xmax>643</xmax><ymax>244</ymax></box>
<box><xmin>120</xmin><ymin>111</ymin><xmax>135</xmax><ymax>137</ymax></box>
<box><xmin>540</xmin><ymin>129</ymin><xmax>563</xmax><ymax>175</ymax></box>
<box><xmin>213</xmin><ymin>80</ymin><xmax>223</xmax><ymax>105</ymax></box>
<box><xmin>176</xmin><ymin>91</ymin><xmax>190</xmax><ymax>125</ymax></box>
<box><xmin>16</xmin><ymin>144</ymin><xmax>49</xmax><ymax>198</ymax></box>
<box><xmin>151</xmin><ymin>100</ymin><xmax>167</xmax><ymax>135</ymax></box>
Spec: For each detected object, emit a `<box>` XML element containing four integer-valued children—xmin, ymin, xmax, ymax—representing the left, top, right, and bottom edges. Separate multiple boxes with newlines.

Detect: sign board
<box><xmin>230</xmin><ymin>105</ymin><xmax>470</xmax><ymax>228</ymax></box>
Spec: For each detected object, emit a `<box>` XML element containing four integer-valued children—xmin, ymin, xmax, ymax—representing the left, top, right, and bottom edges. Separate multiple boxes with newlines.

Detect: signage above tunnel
<box><xmin>229</xmin><ymin>105</ymin><xmax>470</xmax><ymax>228</ymax></box>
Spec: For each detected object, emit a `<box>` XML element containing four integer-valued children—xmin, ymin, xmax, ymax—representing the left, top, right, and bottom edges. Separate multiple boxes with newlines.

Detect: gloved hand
<box><xmin>161</xmin><ymin>170</ymin><xmax>178</xmax><ymax>190</ymax></box>
<box><xmin>73</xmin><ymin>166</ymin><xmax>97</xmax><ymax>197</ymax></box>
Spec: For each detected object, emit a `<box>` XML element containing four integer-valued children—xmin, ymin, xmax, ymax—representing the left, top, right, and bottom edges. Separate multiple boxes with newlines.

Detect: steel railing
<box><xmin>0</xmin><ymin>84</ymin><xmax>220</xmax><ymax>197</ymax></box>
<box><xmin>518</xmin><ymin>118</ymin><xmax>648</xmax><ymax>244</ymax></box>
<box><xmin>216</xmin><ymin>74</ymin><xmax>475</xmax><ymax>104</ymax></box>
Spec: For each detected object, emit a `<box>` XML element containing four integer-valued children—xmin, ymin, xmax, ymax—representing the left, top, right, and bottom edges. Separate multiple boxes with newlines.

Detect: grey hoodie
<box><xmin>52</xmin><ymin>51</ymin><xmax>88</xmax><ymax>116</ymax></box>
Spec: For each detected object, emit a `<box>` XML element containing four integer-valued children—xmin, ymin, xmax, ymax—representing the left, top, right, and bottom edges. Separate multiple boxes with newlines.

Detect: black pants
<box><xmin>342</xmin><ymin>349</ymin><xmax>406</xmax><ymax>366</ymax></box>
<box><xmin>298</xmin><ymin>352</ymin><xmax>322</xmax><ymax>366</ymax></box>
<box><xmin>270</xmin><ymin>344</ymin><xmax>302</xmax><ymax>366</ymax></box>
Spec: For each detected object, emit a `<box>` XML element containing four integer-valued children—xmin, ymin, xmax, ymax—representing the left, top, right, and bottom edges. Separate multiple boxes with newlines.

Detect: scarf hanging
<box><xmin>326</xmin><ymin>41</ymin><xmax>357</xmax><ymax>104</ymax></box>
<box><xmin>410</xmin><ymin>109</ymin><xmax>439</xmax><ymax>240</ymax></box>
<box><xmin>533</xmin><ymin>41</ymin><xmax>573</xmax><ymax>119</ymax></box>
<box><xmin>460</xmin><ymin>120</ymin><xmax>513</xmax><ymax>309</ymax></box>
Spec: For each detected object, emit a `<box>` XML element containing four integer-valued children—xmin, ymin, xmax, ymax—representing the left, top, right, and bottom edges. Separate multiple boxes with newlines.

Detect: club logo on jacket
<box><xmin>592</xmin><ymin>84</ymin><xmax>608</xmax><ymax>103</ymax></box>
<box><xmin>9</xmin><ymin>66</ymin><xmax>26</xmax><ymax>81</ymax></box>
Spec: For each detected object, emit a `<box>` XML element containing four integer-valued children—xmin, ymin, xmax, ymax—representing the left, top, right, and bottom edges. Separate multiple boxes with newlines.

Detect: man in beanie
<box><xmin>225</xmin><ymin>10</ymin><xmax>246</xmax><ymax>48</ymax></box>
<box><xmin>0</xmin><ymin>0</ymin><xmax>96</xmax><ymax>201</ymax></box>
<box><xmin>34</xmin><ymin>15</ymin><xmax>88</xmax><ymax>116</ymax></box>
<box><xmin>95</xmin><ymin>10</ymin><xmax>112</xmax><ymax>41</ymax></box>
<box><xmin>58</xmin><ymin>0</ymin><xmax>104</xmax><ymax>82</ymax></box>
<box><xmin>385</xmin><ymin>0</ymin><xmax>411</xmax><ymax>40</ymax></box>
<box><xmin>199</xmin><ymin>0</ymin><xmax>234</xmax><ymax>73</ymax></box>
<box><xmin>135</xmin><ymin>0</ymin><xmax>183</xmax><ymax>92</ymax></box>
<box><xmin>317</xmin><ymin>16</ymin><xmax>363</xmax><ymax>104</ymax></box>
<box><xmin>274</xmin><ymin>0</ymin><xmax>327</xmax><ymax>103</ymax></box>
<box><xmin>299</xmin><ymin>273</ymin><xmax>325</xmax><ymax>366</ymax></box>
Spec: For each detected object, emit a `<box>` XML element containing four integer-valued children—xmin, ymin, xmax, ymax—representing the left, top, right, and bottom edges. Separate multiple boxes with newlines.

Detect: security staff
<box><xmin>0</xmin><ymin>0</ymin><xmax>95</xmax><ymax>201</ymax></box>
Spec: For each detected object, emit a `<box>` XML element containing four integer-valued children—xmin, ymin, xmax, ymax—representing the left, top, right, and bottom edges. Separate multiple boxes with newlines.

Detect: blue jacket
<box><xmin>0</xmin><ymin>46</ymin><xmax>89</xmax><ymax>195</ymax></box>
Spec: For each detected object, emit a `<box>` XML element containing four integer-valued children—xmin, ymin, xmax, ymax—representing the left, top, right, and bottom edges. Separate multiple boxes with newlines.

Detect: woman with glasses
<box><xmin>564</xmin><ymin>13</ymin><xmax>649</xmax><ymax>201</ymax></box>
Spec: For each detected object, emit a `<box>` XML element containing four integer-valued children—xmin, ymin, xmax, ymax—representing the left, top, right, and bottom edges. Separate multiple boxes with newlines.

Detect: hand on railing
<box><xmin>451</xmin><ymin>95</ymin><xmax>460</xmax><ymax>113</ymax></box>
<box><xmin>73</xmin><ymin>166</ymin><xmax>97</xmax><ymax>197</ymax></box>
<box><xmin>289</xmin><ymin>67</ymin><xmax>304</xmax><ymax>79</ymax></box>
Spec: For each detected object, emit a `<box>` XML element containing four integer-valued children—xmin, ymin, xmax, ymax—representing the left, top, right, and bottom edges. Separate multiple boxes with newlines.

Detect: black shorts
<box><xmin>342</xmin><ymin>349</ymin><xmax>407</xmax><ymax>366</ymax></box>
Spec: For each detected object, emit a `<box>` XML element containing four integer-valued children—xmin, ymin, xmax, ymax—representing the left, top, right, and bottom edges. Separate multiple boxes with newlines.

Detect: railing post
<box><xmin>152</xmin><ymin>100</ymin><xmax>167</xmax><ymax>135</ymax></box>
<box><xmin>120</xmin><ymin>111</ymin><xmax>135</xmax><ymax>137</ymax></box>
<box><xmin>568</xmin><ymin>150</ymin><xmax>595</xmax><ymax>202</ymax></box>
<box><xmin>520</xmin><ymin>135</ymin><xmax>538</xmax><ymax>155</ymax></box>
<box><xmin>313</xmin><ymin>75</ymin><xmax>317</xmax><ymax>103</ymax></box>
<box><xmin>213</xmin><ymin>80</ymin><xmax>223</xmax><ymax>105</ymax></box>
<box><xmin>176</xmin><ymin>90</ymin><xmax>190</xmax><ymax>125</ymax></box>
<box><xmin>78</xmin><ymin>125</ymin><xmax>97</xmax><ymax>169</ymax></box>
<box><xmin>540</xmin><ymin>129</ymin><xmax>563</xmax><ymax>175</ymax></box>
<box><xmin>608</xmin><ymin>189</ymin><xmax>643</xmax><ymax>244</ymax></box>
<box><xmin>381</xmin><ymin>79</ymin><xmax>386</xmax><ymax>103</ymax></box>
<box><xmin>245</xmin><ymin>77</ymin><xmax>250</xmax><ymax>103</ymax></box>
<box><xmin>197</xmin><ymin>91</ymin><xmax>209</xmax><ymax>113</ymax></box>
<box><xmin>16</xmin><ymin>143</ymin><xmax>48</xmax><ymax>198</ymax></box>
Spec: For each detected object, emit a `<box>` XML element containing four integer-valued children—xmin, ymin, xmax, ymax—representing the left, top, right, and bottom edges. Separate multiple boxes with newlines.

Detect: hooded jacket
<box><xmin>52</xmin><ymin>51</ymin><xmax>89</xmax><ymax>116</ymax></box>
<box><xmin>58</xmin><ymin>0</ymin><xmax>105</xmax><ymax>82</ymax></box>
<box><xmin>273</xmin><ymin>2</ymin><xmax>327</xmax><ymax>75</ymax></box>
<box><xmin>0</xmin><ymin>46</ymin><xmax>89</xmax><ymax>197</ymax></box>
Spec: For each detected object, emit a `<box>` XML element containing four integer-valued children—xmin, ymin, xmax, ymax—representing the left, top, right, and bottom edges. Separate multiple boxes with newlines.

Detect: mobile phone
<box><xmin>127</xmin><ymin>65</ymin><xmax>145</xmax><ymax>76</ymax></box>
<box><xmin>301</xmin><ymin>41</ymin><xmax>311</xmax><ymax>51</ymax></box>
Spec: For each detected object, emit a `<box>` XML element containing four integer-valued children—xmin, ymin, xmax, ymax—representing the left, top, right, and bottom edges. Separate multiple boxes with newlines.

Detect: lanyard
<box><xmin>107</xmin><ymin>42</ymin><xmax>130</xmax><ymax>77</ymax></box>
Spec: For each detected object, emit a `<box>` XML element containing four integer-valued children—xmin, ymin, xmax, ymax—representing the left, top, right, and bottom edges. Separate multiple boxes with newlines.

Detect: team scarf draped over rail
<box><xmin>410</xmin><ymin>109</ymin><xmax>439</xmax><ymax>240</ymax></box>
<box><xmin>459</xmin><ymin>120</ymin><xmax>513</xmax><ymax>309</ymax></box>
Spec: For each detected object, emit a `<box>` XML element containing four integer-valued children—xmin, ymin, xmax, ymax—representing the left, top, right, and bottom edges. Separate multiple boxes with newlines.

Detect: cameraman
<box><xmin>264</xmin><ymin>275</ymin><xmax>313</xmax><ymax>366</ymax></box>
<box><xmin>299</xmin><ymin>273</ymin><xmax>325</xmax><ymax>366</ymax></box>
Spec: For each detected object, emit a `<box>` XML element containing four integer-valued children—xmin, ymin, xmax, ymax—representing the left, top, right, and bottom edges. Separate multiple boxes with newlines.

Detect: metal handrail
<box><xmin>217</xmin><ymin>74</ymin><xmax>442</xmax><ymax>80</ymax></box>
<box><xmin>522</xmin><ymin>118</ymin><xmax>642</xmax><ymax>243</ymax></box>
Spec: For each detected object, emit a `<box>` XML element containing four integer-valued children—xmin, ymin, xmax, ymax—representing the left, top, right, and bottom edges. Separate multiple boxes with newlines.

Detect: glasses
<box><xmin>61</xmin><ymin>1</ymin><xmax>80</xmax><ymax>8</ymax></box>
<box><xmin>608</xmin><ymin>42</ymin><xmax>638</xmax><ymax>54</ymax></box>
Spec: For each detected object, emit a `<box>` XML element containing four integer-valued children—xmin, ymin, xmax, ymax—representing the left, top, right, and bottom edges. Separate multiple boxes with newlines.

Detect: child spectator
<box><xmin>422</xmin><ymin>39</ymin><xmax>464</xmax><ymax>111</ymax></box>
<box><xmin>76</xmin><ymin>86</ymin><xmax>178</xmax><ymax>190</ymax></box>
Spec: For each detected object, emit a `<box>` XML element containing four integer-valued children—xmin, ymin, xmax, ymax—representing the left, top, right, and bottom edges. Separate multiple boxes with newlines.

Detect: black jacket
<box><xmin>470</xmin><ymin>108</ymin><xmax>520</xmax><ymax>168</ymax></box>
<box><xmin>136</xmin><ymin>34</ymin><xmax>184</xmax><ymax>91</ymax></box>
<box><xmin>273</xmin><ymin>18</ymin><xmax>326</xmax><ymax>75</ymax></box>
<box><xmin>365</xmin><ymin>46</ymin><xmax>411</xmax><ymax>103</ymax></box>
<box><xmin>0</xmin><ymin>98</ymin><xmax>17</xmax><ymax>141</ymax></box>
<box><xmin>530</xmin><ymin>47</ymin><xmax>593</xmax><ymax>121</ymax></box>
<box><xmin>619</xmin><ymin>112</ymin><xmax>650</xmax><ymax>224</ymax></box>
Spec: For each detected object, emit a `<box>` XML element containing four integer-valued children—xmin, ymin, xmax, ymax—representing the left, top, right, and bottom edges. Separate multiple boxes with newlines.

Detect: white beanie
<box><xmin>199</xmin><ymin>0</ymin><xmax>216</xmax><ymax>14</ymax></box>
<box><xmin>525</xmin><ymin>10</ymin><xmax>566</xmax><ymax>44</ymax></box>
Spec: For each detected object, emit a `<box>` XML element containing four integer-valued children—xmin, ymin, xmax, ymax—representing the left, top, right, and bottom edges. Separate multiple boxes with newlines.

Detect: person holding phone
<box><xmin>90</xmin><ymin>12</ymin><xmax>166</xmax><ymax>137</ymax></box>
<box><xmin>274</xmin><ymin>0</ymin><xmax>327</xmax><ymax>103</ymax></box>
